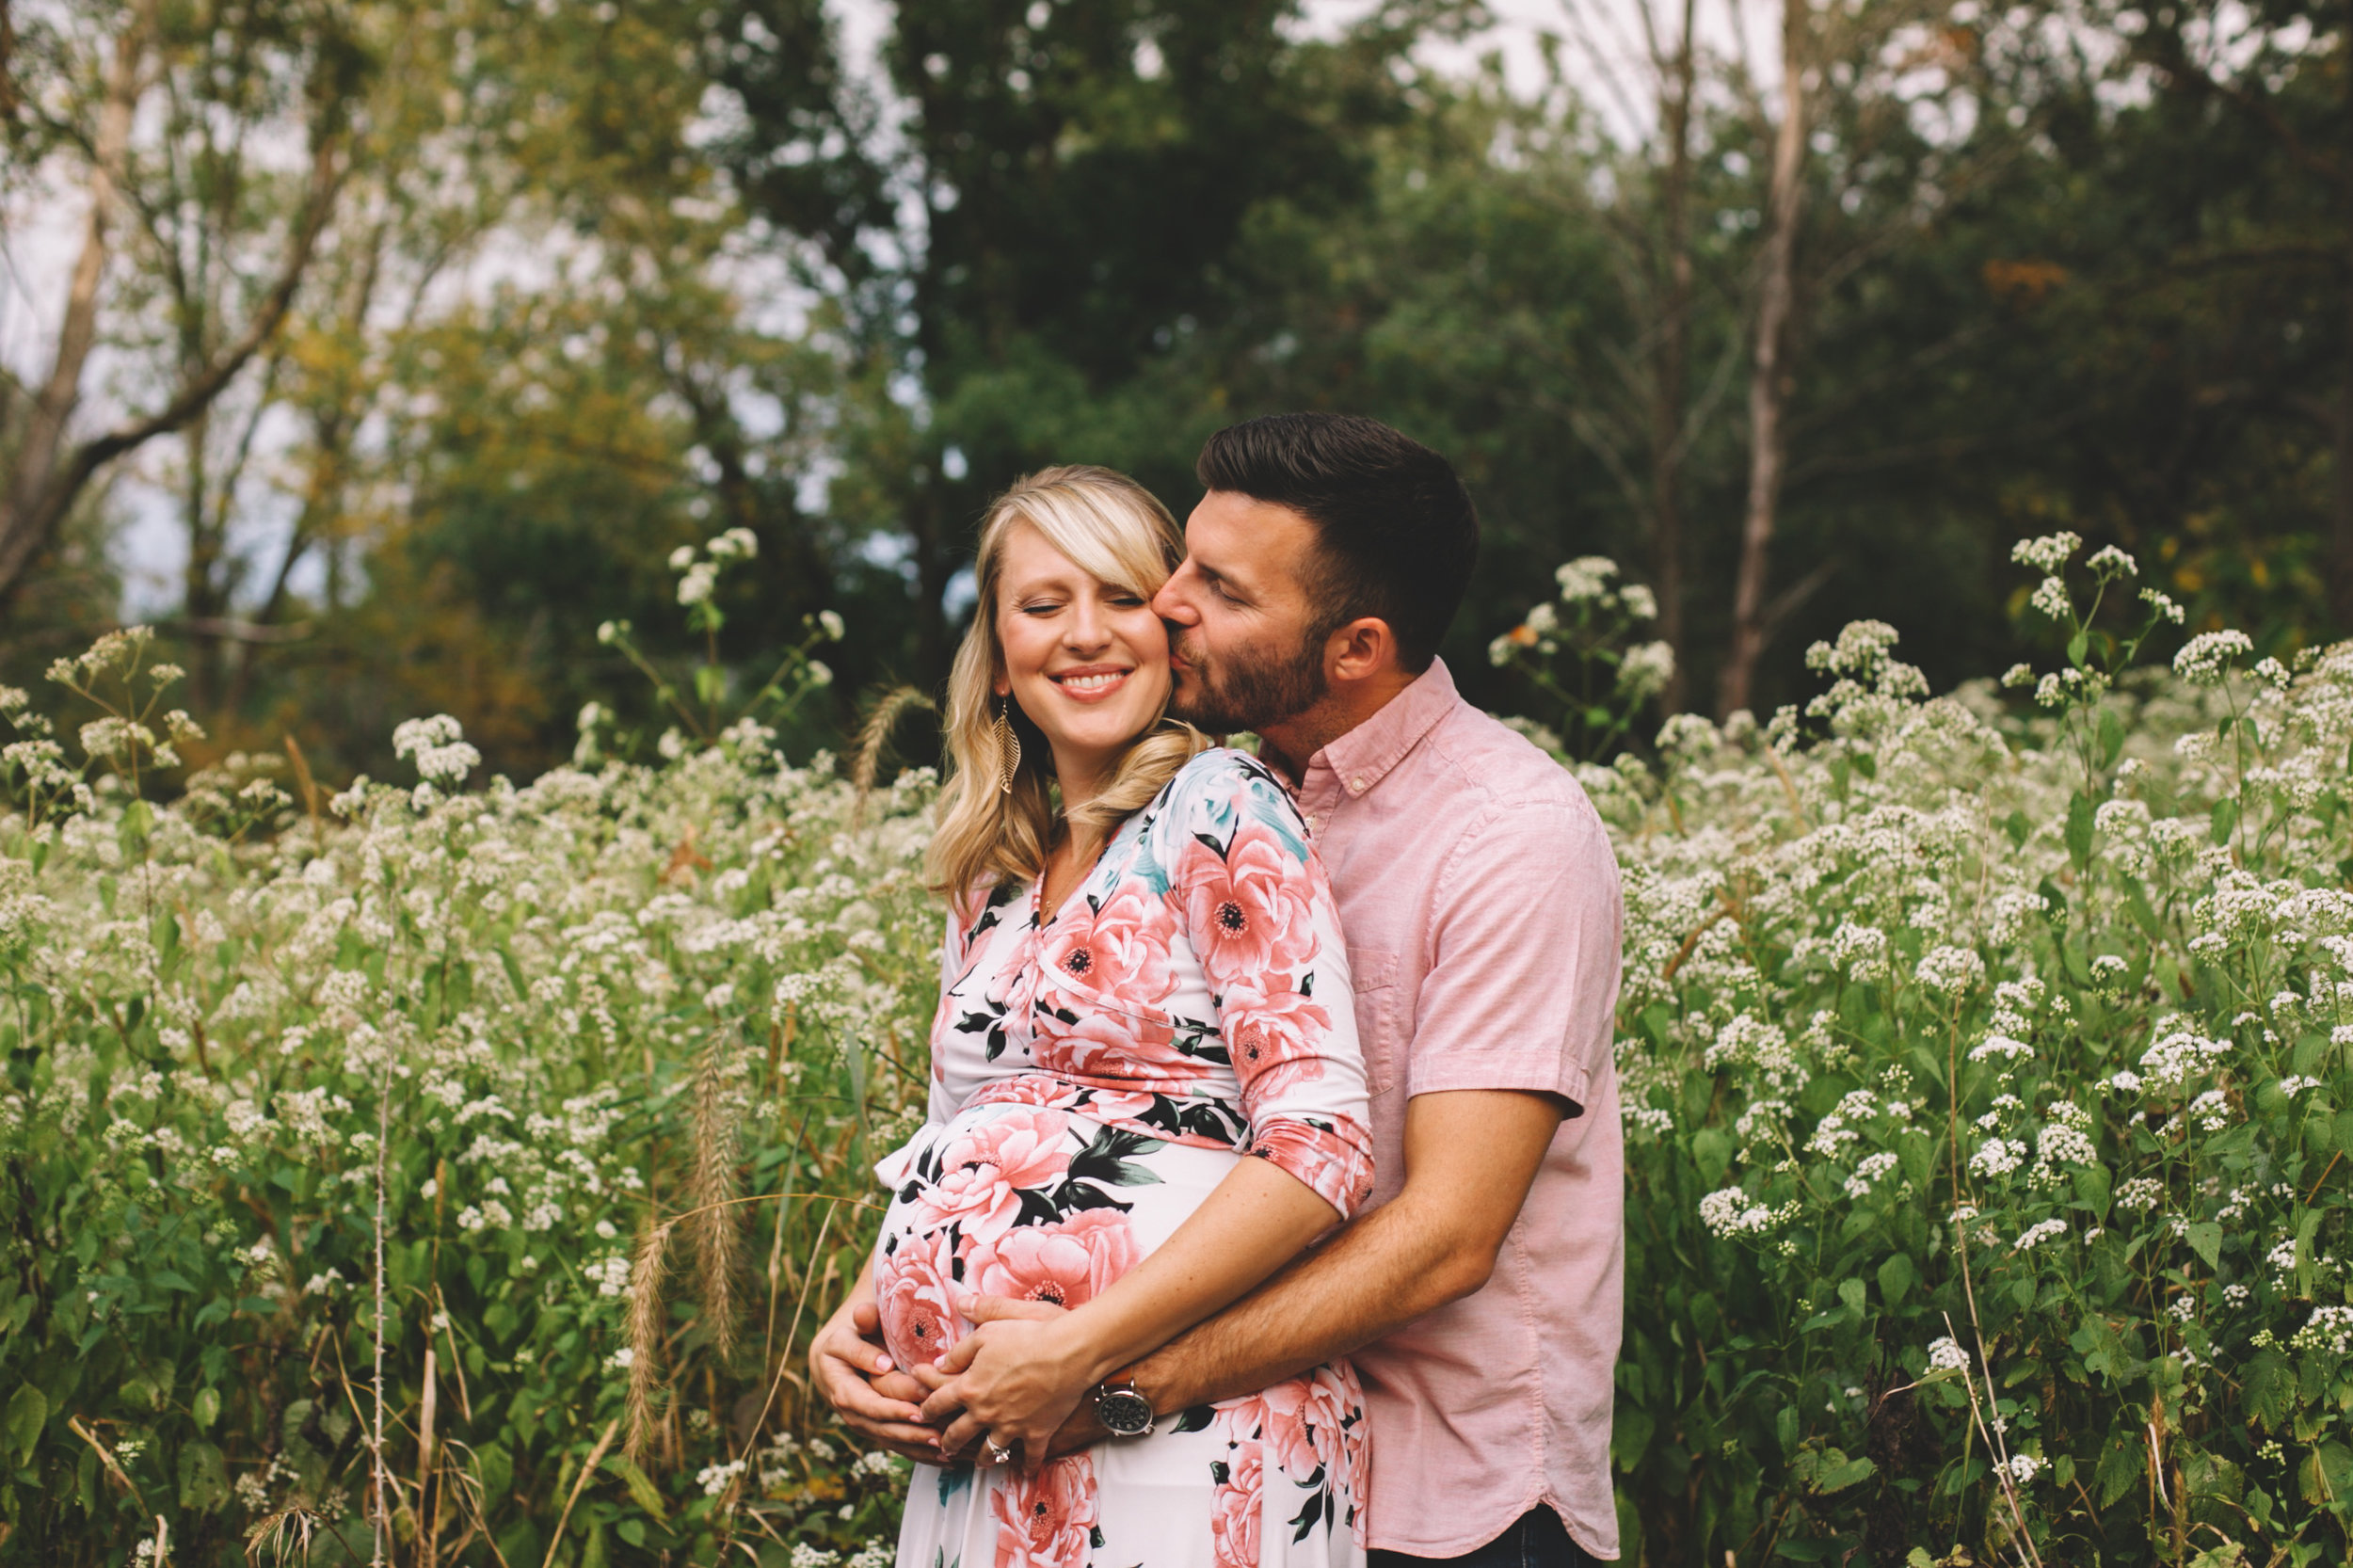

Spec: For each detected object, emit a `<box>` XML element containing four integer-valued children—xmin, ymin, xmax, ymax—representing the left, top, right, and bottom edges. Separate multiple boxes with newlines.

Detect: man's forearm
<box><xmin>1126</xmin><ymin>1191</ymin><xmax>1481</xmax><ymax>1414</ymax></box>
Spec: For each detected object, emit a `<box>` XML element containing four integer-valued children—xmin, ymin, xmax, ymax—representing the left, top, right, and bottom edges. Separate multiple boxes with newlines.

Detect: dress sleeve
<box><xmin>1166</xmin><ymin>754</ymin><xmax>1375</xmax><ymax>1219</ymax></box>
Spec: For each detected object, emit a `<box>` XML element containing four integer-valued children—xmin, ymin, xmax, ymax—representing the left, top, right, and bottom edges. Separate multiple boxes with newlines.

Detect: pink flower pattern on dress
<box><xmin>873</xmin><ymin>1240</ymin><xmax>958</xmax><ymax>1369</ymax></box>
<box><xmin>912</xmin><ymin>1108</ymin><xmax>1071</xmax><ymax>1243</ymax></box>
<box><xmin>992</xmin><ymin>1453</ymin><xmax>1098</xmax><ymax>1568</ymax></box>
<box><xmin>968</xmin><ymin>1208</ymin><xmax>1140</xmax><ymax>1309</ymax></box>
<box><xmin>1211</xmin><ymin>1441</ymin><xmax>1265</xmax><ymax>1568</ymax></box>
<box><xmin>1222</xmin><ymin>983</ymin><xmax>1335</xmax><ymax>1098</ymax></box>
<box><xmin>1187</xmin><ymin>821</ymin><xmax>1320</xmax><ymax>987</ymax></box>
<box><xmin>874</xmin><ymin>749</ymin><xmax>1372</xmax><ymax>1567</ymax></box>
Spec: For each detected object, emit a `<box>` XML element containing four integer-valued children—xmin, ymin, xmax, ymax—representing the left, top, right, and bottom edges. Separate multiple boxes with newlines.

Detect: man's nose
<box><xmin>1151</xmin><ymin>575</ymin><xmax>1198</xmax><ymax>625</ymax></box>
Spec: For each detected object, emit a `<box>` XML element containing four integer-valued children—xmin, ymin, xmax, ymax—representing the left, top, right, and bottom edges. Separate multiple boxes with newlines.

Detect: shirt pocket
<box><xmin>1346</xmin><ymin>944</ymin><xmax>1401</xmax><ymax>1095</ymax></box>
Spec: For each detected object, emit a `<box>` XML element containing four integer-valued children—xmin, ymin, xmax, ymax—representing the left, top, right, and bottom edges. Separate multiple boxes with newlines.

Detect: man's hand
<box><xmin>809</xmin><ymin>1276</ymin><xmax>942</xmax><ymax>1464</ymax></box>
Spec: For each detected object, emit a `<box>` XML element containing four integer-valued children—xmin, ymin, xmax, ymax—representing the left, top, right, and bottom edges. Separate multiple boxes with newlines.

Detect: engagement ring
<box><xmin>981</xmin><ymin>1437</ymin><xmax>1014</xmax><ymax>1467</ymax></box>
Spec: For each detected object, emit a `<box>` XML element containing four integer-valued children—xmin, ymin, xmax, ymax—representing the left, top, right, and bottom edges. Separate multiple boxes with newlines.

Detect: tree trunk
<box><xmin>0</xmin><ymin>0</ymin><xmax>150</xmax><ymax>600</ymax></box>
<box><xmin>1718</xmin><ymin>0</ymin><xmax>1809</xmax><ymax>720</ymax></box>
<box><xmin>1648</xmin><ymin>0</ymin><xmax>1698</xmax><ymax>713</ymax></box>
<box><xmin>2333</xmin><ymin>255</ymin><xmax>2353</xmax><ymax>633</ymax></box>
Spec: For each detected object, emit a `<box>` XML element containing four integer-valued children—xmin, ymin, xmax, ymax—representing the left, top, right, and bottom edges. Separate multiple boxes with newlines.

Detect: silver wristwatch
<box><xmin>1090</xmin><ymin>1378</ymin><xmax>1156</xmax><ymax>1437</ymax></box>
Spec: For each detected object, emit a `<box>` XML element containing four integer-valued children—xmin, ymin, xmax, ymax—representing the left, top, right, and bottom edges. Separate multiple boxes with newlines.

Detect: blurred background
<box><xmin>2</xmin><ymin>0</ymin><xmax>2346</xmax><ymax>782</ymax></box>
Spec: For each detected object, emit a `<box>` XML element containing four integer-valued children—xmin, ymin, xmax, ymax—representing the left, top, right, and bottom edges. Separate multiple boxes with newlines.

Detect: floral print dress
<box><xmin>872</xmin><ymin>748</ymin><xmax>1376</xmax><ymax>1568</ymax></box>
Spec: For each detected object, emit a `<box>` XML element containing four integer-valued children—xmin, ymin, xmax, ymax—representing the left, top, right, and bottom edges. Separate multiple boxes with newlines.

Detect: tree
<box><xmin>712</xmin><ymin>0</ymin><xmax>1437</xmax><ymax>678</ymax></box>
<box><xmin>0</xmin><ymin>0</ymin><xmax>358</xmax><ymax>610</ymax></box>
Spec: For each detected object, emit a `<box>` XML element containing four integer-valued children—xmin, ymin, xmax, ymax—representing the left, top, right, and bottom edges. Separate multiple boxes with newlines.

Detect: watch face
<box><xmin>1096</xmin><ymin>1387</ymin><xmax>1154</xmax><ymax>1436</ymax></box>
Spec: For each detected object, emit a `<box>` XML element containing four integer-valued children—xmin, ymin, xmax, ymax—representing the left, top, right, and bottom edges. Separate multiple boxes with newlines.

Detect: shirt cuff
<box><xmin>1408</xmin><ymin>1049</ymin><xmax>1593</xmax><ymax>1118</ymax></box>
<box><xmin>1248</xmin><ymin>1113</ymin><xmax>1376</xmax><ymax>1219</ymax></box>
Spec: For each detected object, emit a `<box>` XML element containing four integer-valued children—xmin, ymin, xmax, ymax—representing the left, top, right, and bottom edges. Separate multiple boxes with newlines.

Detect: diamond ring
<box><xmin>981</xmin><ymin>1437</ymin><xmax>1014</xmax><ymax>1466</ymax></box>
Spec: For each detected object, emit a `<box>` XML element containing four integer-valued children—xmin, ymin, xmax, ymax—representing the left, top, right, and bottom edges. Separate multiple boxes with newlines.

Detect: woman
<box><xmin>861</xmin><ymin>466</ymin><xmax>1373</xmax><ymax>1568</ymax></box>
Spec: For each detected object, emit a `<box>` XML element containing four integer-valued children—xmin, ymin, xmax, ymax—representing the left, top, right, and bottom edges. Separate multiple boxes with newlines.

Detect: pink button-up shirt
<box><xmin>1291</xmin><ymin>659</ymin><xmax>1625</xmax><ymax>1560</ymax></box>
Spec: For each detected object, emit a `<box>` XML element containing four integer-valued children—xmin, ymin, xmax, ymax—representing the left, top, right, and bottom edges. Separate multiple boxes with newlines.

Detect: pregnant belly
<box><xmin>871</xmin><ymin>1100</ymin><xmax>1241</xmax><ymax>1370</ymax></box>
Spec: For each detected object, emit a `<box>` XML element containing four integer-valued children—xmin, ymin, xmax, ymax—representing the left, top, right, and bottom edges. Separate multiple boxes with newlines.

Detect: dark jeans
<box><xmin>1369</xmin><ymin>1506</ymin><xmax>1605</xmax><ymax>1568</ymax></box>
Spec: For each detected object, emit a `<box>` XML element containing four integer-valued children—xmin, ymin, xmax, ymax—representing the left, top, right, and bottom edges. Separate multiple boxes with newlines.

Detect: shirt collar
<box><xmin>1301</xmin><ymin>657</ymin><xmax>1460</xmax><ymax>806</ymax></box>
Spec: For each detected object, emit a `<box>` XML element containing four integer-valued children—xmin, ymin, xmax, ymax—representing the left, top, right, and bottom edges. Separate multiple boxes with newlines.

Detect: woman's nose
<box><xmin>1064</xmin><ymin>600</ymin><xmax>1110</xmax><ymax>649</ymax></box>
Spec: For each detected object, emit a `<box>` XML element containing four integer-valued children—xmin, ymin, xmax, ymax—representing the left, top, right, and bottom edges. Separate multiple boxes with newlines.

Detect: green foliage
<box><xmin>1594</xmin><ymin>534</ymin><xmax>2353</xmax><ymax>1562</ymax></box>
<box><xmin>0</xmin><ymin>654</ymin><xmax>937</xmax><ymax>1562</ymax></box>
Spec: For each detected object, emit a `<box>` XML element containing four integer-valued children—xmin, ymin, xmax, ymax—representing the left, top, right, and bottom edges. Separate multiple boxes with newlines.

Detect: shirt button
<box><xmin>1349</xmin><ymin>776</ymin><xmax>1367</xmax><ymax>792</ymax></box>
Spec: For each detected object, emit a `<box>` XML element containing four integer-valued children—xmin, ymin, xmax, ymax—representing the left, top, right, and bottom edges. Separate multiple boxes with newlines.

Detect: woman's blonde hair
<box><xmin>927</xmin><ymin>465</ymin><xmax>1213</xmax><ymax>904</ymax></box>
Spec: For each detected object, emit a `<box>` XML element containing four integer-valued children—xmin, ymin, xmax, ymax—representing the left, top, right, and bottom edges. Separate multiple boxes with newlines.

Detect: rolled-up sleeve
<box><xmin>1168</xmin><ymin>758</ymin><xmax>1376</xmax><ymax>1217</ymax></box>
<box><xmin>1408</xmin><ymin>798</ymin><xmax>1623</xmax><ymax>1115</ymax></box>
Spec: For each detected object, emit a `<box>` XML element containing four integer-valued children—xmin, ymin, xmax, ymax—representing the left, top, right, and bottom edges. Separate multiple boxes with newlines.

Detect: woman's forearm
<box><xmin>1050</xmin><ymin>1158</ymin><xmax>1340</xmax><ymax>1388</ymax></box>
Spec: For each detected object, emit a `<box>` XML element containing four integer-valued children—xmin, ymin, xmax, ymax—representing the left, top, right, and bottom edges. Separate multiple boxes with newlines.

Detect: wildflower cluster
<box><xmin>0</xmin><ymin>648</ymin><xmax>937</xmax><ymax>1557</ymax></box>
<box><xmin>1593</xmin><ymin>533</ymin><xmax>2353</xmax><ymax>1561</ymax></box>
<box><xmin>1486</xmin><ymin>556</ymin><xmax>1674</xmax><ymax>760</ymax></box>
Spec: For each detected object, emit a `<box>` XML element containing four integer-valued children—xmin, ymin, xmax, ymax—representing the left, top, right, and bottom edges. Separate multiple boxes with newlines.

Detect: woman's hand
<box><xmin>920</xmin><ymin>1296</ymin><xmax>1096</xmax><ymax>1471</ymax></box>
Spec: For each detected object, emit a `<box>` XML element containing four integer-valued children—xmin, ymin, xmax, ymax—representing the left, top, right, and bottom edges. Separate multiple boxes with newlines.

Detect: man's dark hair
<box><xmin>1195</xmin><ymin>412</ymin><xmax>1478</xmax><ymax>671</ymax></box>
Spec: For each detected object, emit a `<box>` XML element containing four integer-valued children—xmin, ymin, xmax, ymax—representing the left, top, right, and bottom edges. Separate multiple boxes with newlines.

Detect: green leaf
<box><xmin>2301</xmin><ymin>1442</ymin><xmax>2353</xmax><ymax>1506</ymax></box>
<box><xmin>5</xmin><ymin>1384</ymin><xmax>44</xmax><ymax>1461</ymax></box>
<box><xmin>1692</xmin><ymin>1128</ymin><xmax>1732</xmax><ymax>1186</ymax></box>
<box><xmin>2096</xmin><ymin>1430</ymin><xmax>2145</xmax><ymax>1507</ymax></box>
<box><xmin>191</xmin><ymin>1387</ymin><xmax>219</xmax><ymax>1432</ymax></box>
<box><xmin>2210</xmin><ymin>796</ymin><xmax>2239</xmax><ymax>846</ymax></box>
<box><xmin>177</xmin><ymin>1439</ymin><xmax>229</xmax><ymax>1513</ymax></box>
<box><xmin>2185</xmin><ymin>1222</ymin><xmax>2223</xmax><ymax>1270</ymax></box>
<box><xmin>2066</xmin><ymin>792</ymin><xmax>2095</xmax><ymax>869</ymax></box>
<box><xmin>1837</xmin><ymin>1278</ymin><xmax>1866</xmax><ymax>1316</ymax></box>
<box><xmin>2247</xmin><ymin>1349</ymin><xmax>2295</xmax><ymax>1431</ymax></box>
<box><xmin>2067</xmin><ymin>627</ymin><xmax>2089</xmax><ymax>668</ymax></box>
<box><xmin>1878</xmin><ymin>1253</ymin><xmax>1915</xmax><ymax>1306</ymax></box>
<box><xmin>475</xmin><ymin>1441</ymin><xmax>513</xmax><ymax>1505</ymax></box>
<box><xmin>1813</xmin><ymin>1455</ymin><xmax>1876</xmax><ymax>1494</ymax></box>
<box><xmin>2003</xmin><ymin>809</ymin><xmax>2031</xmax><ymax>848</ymax></box>
<box><xmin>2097</xmin><ymin>705</ymin><xmax>2125</xmax><ymax>767</ymax></box>
<box><xmin>605</xmin><ymin>1454</ymin><xmax>671</xmax><ymax>1523</ymax></box>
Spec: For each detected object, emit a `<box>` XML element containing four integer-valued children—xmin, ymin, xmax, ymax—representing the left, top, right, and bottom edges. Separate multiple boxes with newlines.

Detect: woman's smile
<box><xmin>1050</xmin><ymin>664</ymin><xmax>1133</xmax><ymax>699</ymax></box>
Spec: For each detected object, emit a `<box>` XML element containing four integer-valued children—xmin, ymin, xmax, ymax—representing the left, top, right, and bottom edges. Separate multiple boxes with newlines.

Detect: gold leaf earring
<box><xmin>994</xmin><ymin>701</ymin><xmax>1021</xmax><ymax>794</ymax></box>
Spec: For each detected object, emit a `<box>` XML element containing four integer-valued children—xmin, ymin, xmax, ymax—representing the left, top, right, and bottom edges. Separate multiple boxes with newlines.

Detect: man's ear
<box><xmin>1325</xmin><ymin>617</ymin><xmax>1399</xmax><ymax>683</ymax></box>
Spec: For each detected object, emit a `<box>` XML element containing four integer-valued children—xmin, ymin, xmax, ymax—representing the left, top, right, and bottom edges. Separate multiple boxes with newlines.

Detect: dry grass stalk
<box><xmin>688</xmin><ymin>1029</ymin><xmax>745</xmax><ymax>1363</ymax></box>
<box><xmin>624</xmin><ymin>1220</ymin><xmax>676</xmax><ymax>1463</ymax></box>
<box><xmin>851</xmin><ymin>686</ymin><xmax>937</xmax><ymax>804</ymax></box>
<box><xmin>414</xmin><ymin>1345</ymin><xmax>440</xmax><ymax>1568</ymax></box>
<box><xmin>243</xmin><ymin>1502</ymin><xmax>333</xmax><ymax>1564</ymax></box>
<box><xmin>539</xmin><ymin>1418</ymin><xmax>620</xmax><ymax>1568</ymax></box>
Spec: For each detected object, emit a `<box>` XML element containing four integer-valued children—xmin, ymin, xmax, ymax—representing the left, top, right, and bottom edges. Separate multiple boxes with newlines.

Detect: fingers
<box><xmin>904</xmin><ymin>1361</ymin><xmax>951</xmax><ymax>1395</ymax></box>
<box><xmin>919</xmin><ymin>1379</ymin><xmax>969</xmax><ymax>1427</ymax></box>
<box><xmin>839</xmin><ymin>1415</ymin><xmax>946</xmax><ymax>1464</ymax></box>
<box><xmin>851</xmin><ymin>1297</ymin><xmax>884</xmax><ymax>1336</ymax></box>
<box><xmin>937</xmin><ymin>1410</ymin><xmax>990</xmax><ymax>1459</ymax></box>
<box><xmin>813</xmin><ymin>1308</ymin><xmax>900</xmax><ymax>1383</ymax></box>
<box><xmin>872</xmin><ymin>1369</ymin><xmax>931</xmax><ymax>1405</ymax></box>
<box><xmin>812</xmin><ymin>1323</ymin><xmax>926</xmax><ymax>1427</ymax></box>
<box><xmin>1047</xmin><ymin>1400</ymin><xmax>1110</xmax><ymax>1457</ymax></box>
<box><xmin>933</xmin><ymin>1331</ymin><xmax>983</xmax><ymax>1378</ymax></box>
<box><xmin>959</xmin><ymin>1292</ymin><xmax>1066</xmax><ymax>1325</ymax></box>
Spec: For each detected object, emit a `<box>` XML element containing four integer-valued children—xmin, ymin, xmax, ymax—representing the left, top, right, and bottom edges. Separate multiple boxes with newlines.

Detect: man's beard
<box><xmin>1167</xmin><ymin>628</ymin><xmax>1328</xmax><ymax>735</ymax></box>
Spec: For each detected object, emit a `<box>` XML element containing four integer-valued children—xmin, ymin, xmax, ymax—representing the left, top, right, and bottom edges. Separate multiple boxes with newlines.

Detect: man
<box><xmin>814</xmin><ymin>413</ymin><xmax>1626</xmax><ymax>1566</ymax></box>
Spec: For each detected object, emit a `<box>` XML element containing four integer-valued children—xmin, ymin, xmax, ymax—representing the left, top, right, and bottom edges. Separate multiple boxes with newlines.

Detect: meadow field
<box><xmin>6</xmin><ymin>534</ymin><xmax>2353</xmax><ymax>1566</ymax></box>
